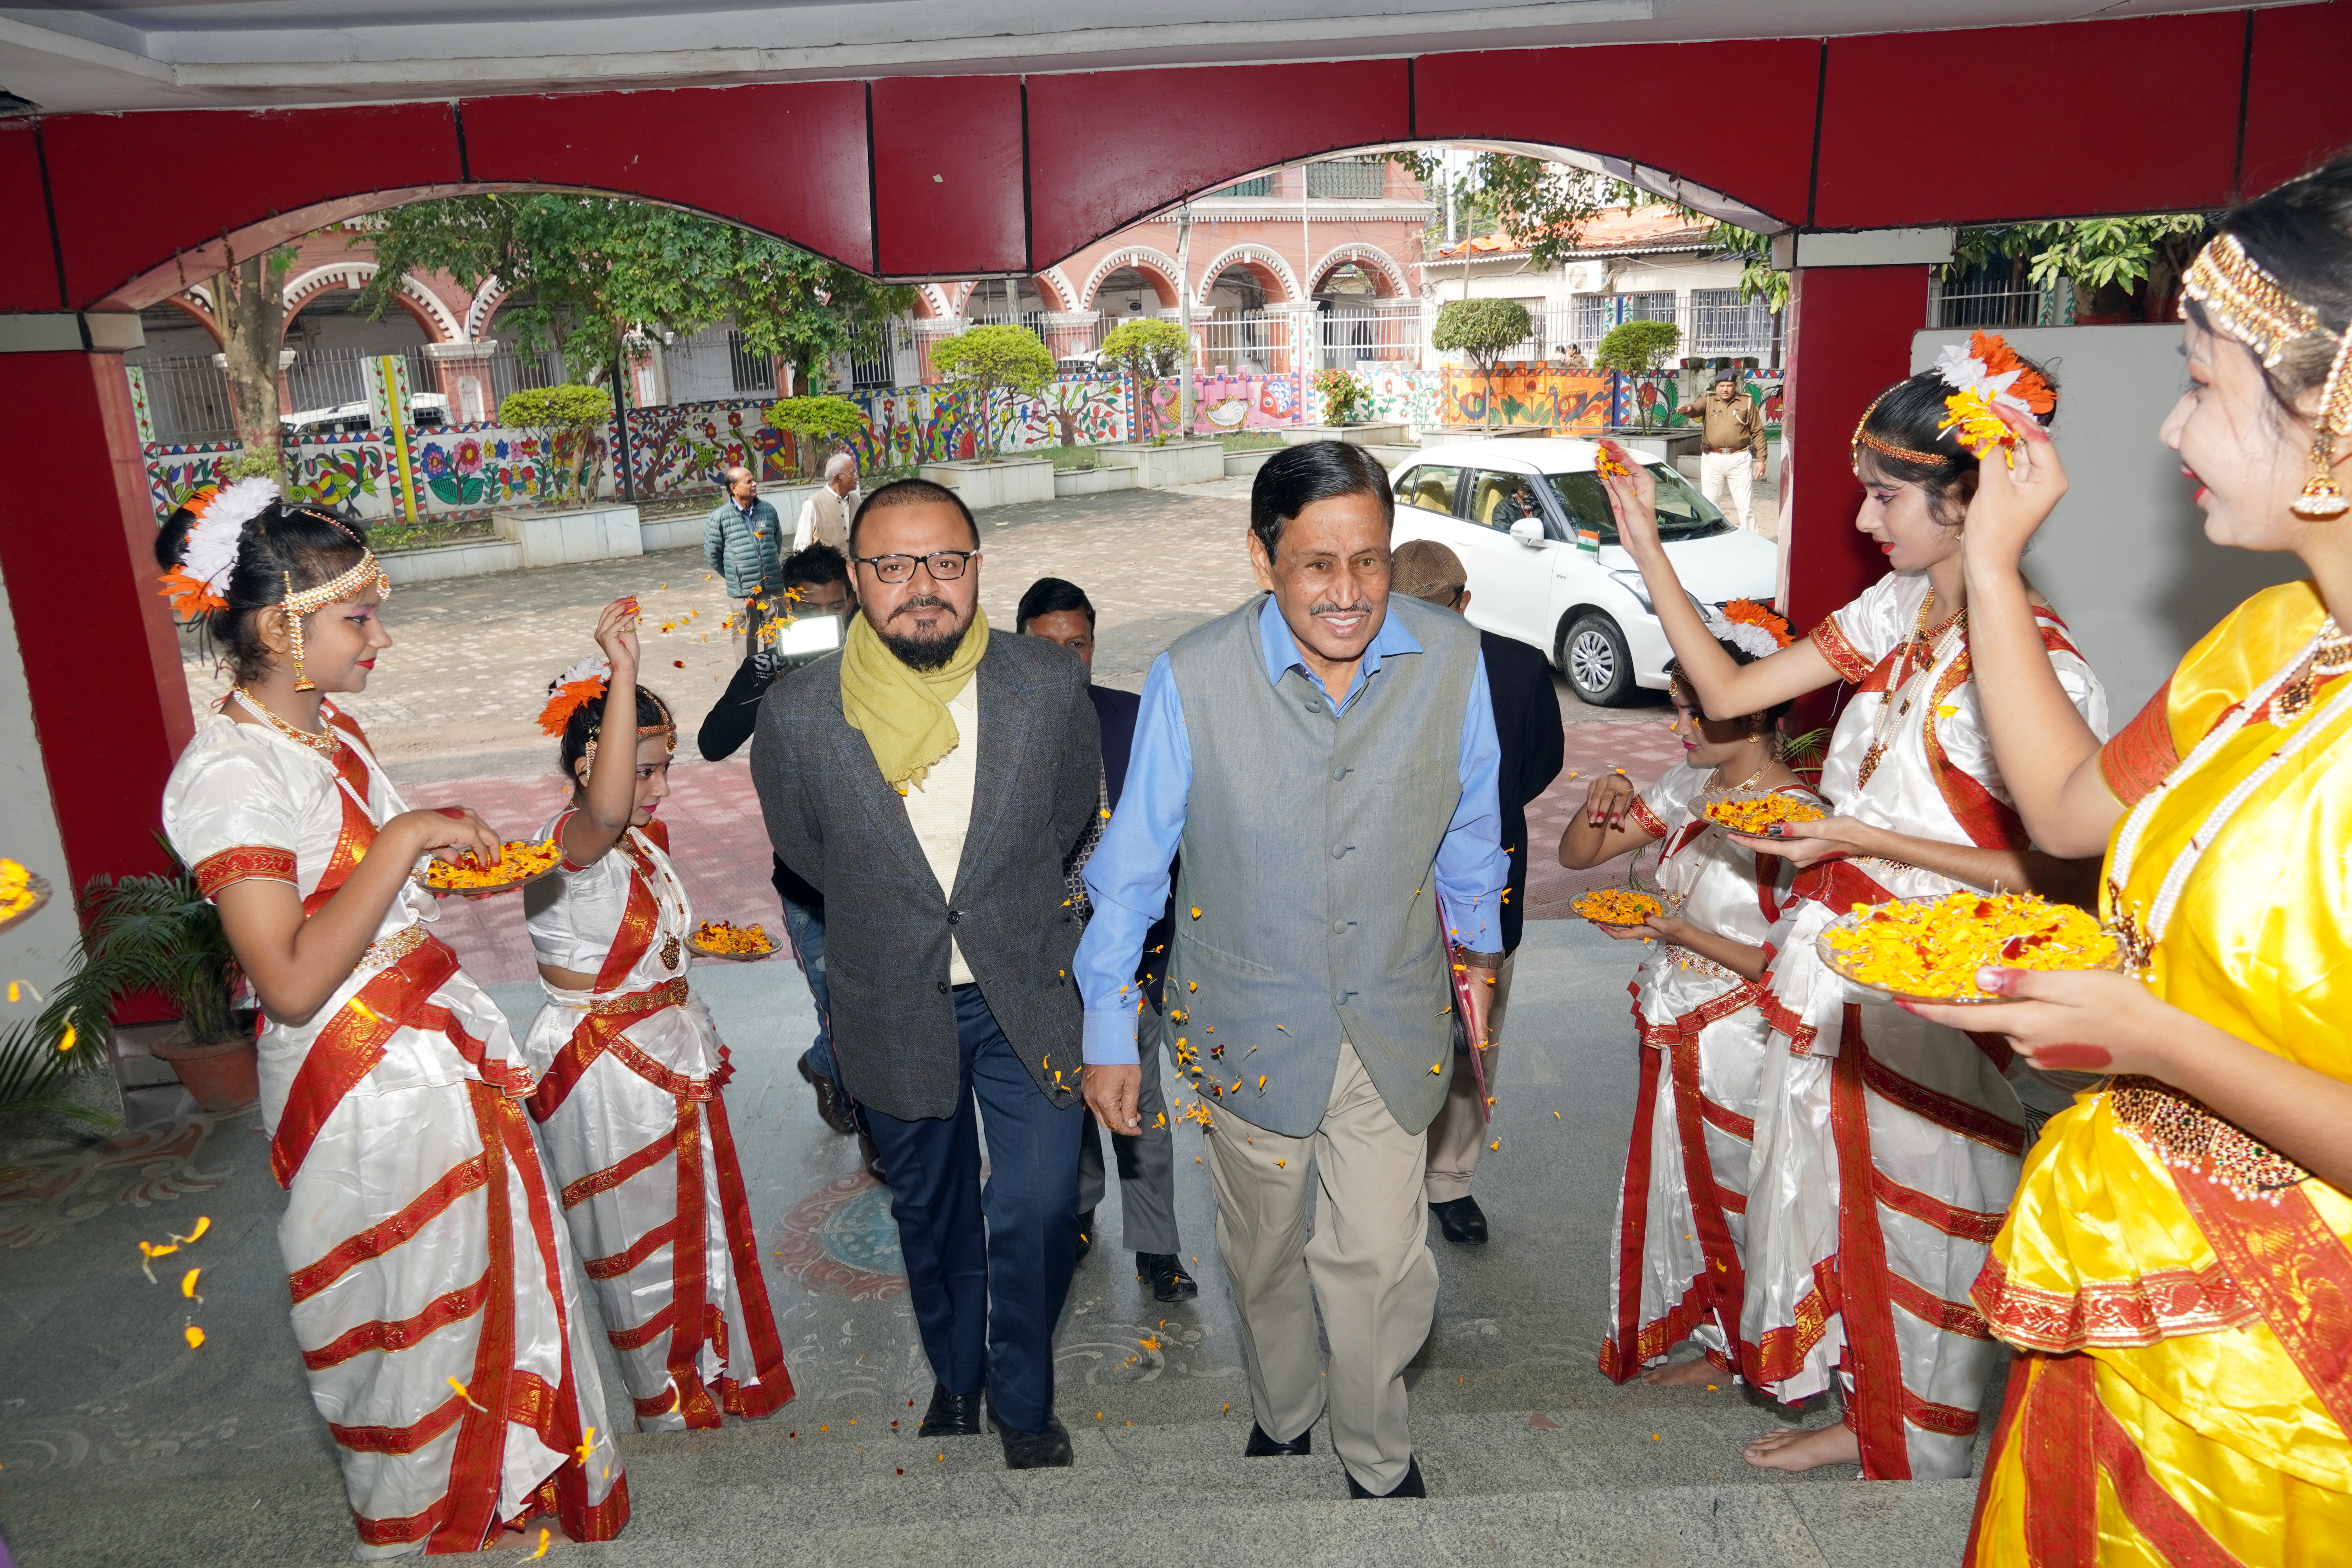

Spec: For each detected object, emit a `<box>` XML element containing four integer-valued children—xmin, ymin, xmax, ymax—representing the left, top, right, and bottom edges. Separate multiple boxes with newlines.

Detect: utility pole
<box><xmin>1175</xmin><ymin>201</ymin><xmax>1194</xmax><ymax>439</ymax></box>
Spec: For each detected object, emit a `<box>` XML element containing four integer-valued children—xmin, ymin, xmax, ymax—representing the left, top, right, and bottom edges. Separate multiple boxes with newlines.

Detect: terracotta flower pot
<box><xmin>150</xmin><ymin>1033</ymin><xmax>261</xmax><ymax>1112</ymax></box>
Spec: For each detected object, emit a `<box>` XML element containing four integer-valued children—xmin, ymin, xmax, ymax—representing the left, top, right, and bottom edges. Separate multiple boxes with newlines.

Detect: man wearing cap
<box><xmin>1073</xmin><ymin>441</ymin><xmax>1510</xmax><ymax>1501</ymax></box>
<box><xmin>1390</xmin><ymin>540</ymin><xmax>1564</xmax><ymax>1247</ymax></box>
<box><xmin>1676</xmin><ymin>369</ymin><xmax>1766</xmax><ymax>533</ymax></box>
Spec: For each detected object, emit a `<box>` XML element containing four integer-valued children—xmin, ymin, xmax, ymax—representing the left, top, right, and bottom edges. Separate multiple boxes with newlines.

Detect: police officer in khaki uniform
<box><xmin>1676</xmin><ymin>368</ymin><xmax>1767</xmax><ymax>532</ymax></box>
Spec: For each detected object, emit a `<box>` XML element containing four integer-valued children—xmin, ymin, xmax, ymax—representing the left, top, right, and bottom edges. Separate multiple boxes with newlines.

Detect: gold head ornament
<box><xmin>2181</xmin><ymin>231</ymin><xmax>2350</xmax><ymax>520</ymax></box>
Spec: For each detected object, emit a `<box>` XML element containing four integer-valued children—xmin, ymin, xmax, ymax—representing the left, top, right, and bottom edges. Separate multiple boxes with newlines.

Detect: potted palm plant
<box><xmin>50</xmin><ymin>864</ymin><xmax>256</xmax><ymax>1113</ymax></box>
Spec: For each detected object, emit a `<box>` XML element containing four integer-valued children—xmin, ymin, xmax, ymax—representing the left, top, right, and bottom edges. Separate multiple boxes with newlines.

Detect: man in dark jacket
<box><xmin>703</xmin><ymin>465</ymin><xmax>786</xmax><ymax>655</ymax></box>
<box><xmin>698</xmin><ymin>544</ymin><xmax>867</xmax><ymax>1155</ymax></box>
<box><xmin>752</xmin><ymin>479</ymin><xmax>1100</xmax><ymax>1470</ymax></box>
<box><xmin>1016</xmin><ymin>576</ymin><xmax>1196</xmax><ymax>1305</ymax></box>
<box><xmin>1391</xmin><ymin>539</ymin><xmax>1566</xmax><ymax>1246</ymax></box>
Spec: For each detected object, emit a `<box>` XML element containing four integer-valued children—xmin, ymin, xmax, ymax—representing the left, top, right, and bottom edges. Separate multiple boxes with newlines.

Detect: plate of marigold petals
<box><xmin>0</xmin><ymin>858</ymin><xmax>51</xmax><ymax>933</ymax></box>
<box><xmin>1572</xmin><ymin>888</ymin><xmax>1662</xmax><ymax>928</ymax></box>
<box><xmin>1705</xmin><ymin>795</ymin><xmax>1826</xmax><ymax>835</ymax></box>
<box><xmin>688</xmin><ymin>920</ymin><xmax>780</xmax><ymax>960</ymax></box>
<box><xmin>1817</xmin><ymin>891</ymin><xmax>2122</xmax><ymax>1005</ymax></box>
<box><xmin>416</xmin><ymin>839</ymin><xmax>564</xmax><ymax>897</ymax></box>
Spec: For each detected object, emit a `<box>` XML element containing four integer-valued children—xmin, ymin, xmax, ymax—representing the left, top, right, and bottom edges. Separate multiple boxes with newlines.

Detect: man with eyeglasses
<box><xmin>751</xmin><ymin>478</ymin><xmax>1102</xmax><ymax>1471</ymax></box>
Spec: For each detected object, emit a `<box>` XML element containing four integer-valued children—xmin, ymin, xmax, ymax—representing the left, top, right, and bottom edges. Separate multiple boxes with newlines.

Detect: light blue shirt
<box><xmin>1074</xmin><ymin>595</ymin><xmax>1509</xmax><ymax>1065</ymax></box>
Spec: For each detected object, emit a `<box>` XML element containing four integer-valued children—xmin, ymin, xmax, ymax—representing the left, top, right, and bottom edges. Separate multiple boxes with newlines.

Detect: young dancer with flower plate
<box><xmin>1561</xmin><ymin>633</ymin><xmax>1820</xmax><ymax>1389</ymax></box>
<box><xmin>156</xmin><ymin>482</ymin><xmax>627</xmax><ymax>1555</ymax></box>
<box><xmin>521</xmin><ymin>599</ymin><xmax>793</xmax><ymax>1434</ymax></box>
<box><xmin>1592</xmin><ymin>341</ymin><xmax>2109</xmax><ymax>1483</ymax></box>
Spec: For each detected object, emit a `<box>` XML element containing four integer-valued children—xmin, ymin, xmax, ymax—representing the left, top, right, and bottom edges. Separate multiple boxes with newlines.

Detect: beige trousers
<box><xmin>1202</xmin><ymin>1038</ymin><xmax>1439</xmax><ymax>1495</ymax></box>
<box><xmin>1423</xmin><ymin>950</ymin><xmax>1517</xmax><ymax>1203</ymax></box>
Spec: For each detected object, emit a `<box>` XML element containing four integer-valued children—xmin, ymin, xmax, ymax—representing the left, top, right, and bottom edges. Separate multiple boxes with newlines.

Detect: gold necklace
<box><xmin>1854</xmin><ymin>589</ymin><xmax>1964</xmax><ymax>791</ymax></box>
<box><xmin>232</xmin><ymin>687</ymin><xmax>339</xmax><ymax>757</ymax></box>
<box><xmin>1701</xmin><ymin>762</ymin><xmax>1768</xmax><ymax>799</ymax></box>
<box><xmin>2272</xmin><ymin>616</ymin><xmax>2352</xmax><ymax>719</ymax></box>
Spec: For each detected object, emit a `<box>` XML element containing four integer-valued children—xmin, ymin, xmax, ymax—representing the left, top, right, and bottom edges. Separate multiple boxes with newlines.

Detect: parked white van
<box><xmin>1388</xmin><ymin>439</ymin><xmax>1779</xmax><ymax>705</ymax></box>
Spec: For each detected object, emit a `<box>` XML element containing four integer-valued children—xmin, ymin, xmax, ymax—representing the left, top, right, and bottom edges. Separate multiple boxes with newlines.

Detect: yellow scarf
<box><xmin>839</xmin><ymin>605</ymin><xmax>989</xmax><ymax>794</ymax></box>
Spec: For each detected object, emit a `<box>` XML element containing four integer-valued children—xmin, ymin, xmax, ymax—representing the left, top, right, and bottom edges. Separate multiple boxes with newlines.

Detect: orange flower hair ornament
<box><xmin>538</xmin><ymin>657</ymin><xmax>610</xmax><ymax>736</ymax></box>
<box><xmin>1931</xmin><ymin>330</ymin><xmax>2054</xmax><ymax>468</ymax></box>
<box><xmin>157</xmin><ymin>477</ymin><xmax>276</xmax><ymax>617</ymax></box>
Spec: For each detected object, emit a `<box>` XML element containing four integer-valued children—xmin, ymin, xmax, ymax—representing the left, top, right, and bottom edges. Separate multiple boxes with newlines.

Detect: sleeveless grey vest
<box><xmin>1164</xmin><ymin>592</ymin><xmax>1481</xmax><ymax>1137</ymax></box>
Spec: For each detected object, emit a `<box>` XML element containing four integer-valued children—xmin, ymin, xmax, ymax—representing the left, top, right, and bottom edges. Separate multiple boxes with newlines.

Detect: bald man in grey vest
<box><xmin>1073</xmin><ymin>442</ymin><xmax>1510</xmax><ymax>1499</ymax></box>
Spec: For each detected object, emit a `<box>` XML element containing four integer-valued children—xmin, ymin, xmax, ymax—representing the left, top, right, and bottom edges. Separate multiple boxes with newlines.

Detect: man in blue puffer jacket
<box><xmin>703</xmin><ymin>465</ymin><xmax>785</xmax><ymax>655</ymax></box>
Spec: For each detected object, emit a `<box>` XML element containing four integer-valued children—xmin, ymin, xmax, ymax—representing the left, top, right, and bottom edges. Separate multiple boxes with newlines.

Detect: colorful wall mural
<box><xmin>138</xmin><ymin>364</ymin><xmax>1782</xmax><ymax>527</ymax></box>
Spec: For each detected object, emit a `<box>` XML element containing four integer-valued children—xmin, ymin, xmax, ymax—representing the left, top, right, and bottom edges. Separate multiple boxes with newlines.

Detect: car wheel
<box><xmin>1562</xmin><ymin>613</ymin><xmax>1637</xmax><ymax>706</ymax></box>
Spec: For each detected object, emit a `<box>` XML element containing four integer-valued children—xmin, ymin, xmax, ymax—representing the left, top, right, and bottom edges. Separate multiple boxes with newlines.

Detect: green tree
<box><xmin>765</xmin><ymin>394</ymin><xmax>868</xmax><ymax>479</ymax></box>
<box><xmin>931</xmin><ymin>324</ymin><xmax>1055</xmax><ymax>461</ymax></box>
<box><xmin>1098</xmin><ymin>317</ymin><xmax>1190</xmax><ymax>443</ymax></box>
<box><xmin>500</xmin><ymin>384</ymin><xmax>615</xmax><ymax>504</ymax></box>
<box><xmin>1952</xmin><ymin>214</ymin><xmax>2207</xmax><ymax>321</ymax></box>
<box><xmin>209</xmin><ymin>243</ymin><xmax>302</xmax><ymax>477</ymax></box>
<box><xmin>1595</xmin><ymin>320</ymin><xmax>1684</xmax><ymax>430</ymax></box>
<box><xmin>1431</xmin><ymin>298</ymin><xmax>1533</xmax><ymax>429</ymax></box>
<box><xmin>359</xmin><ymin>194</ymin><xmax>914</xmax><ymax>394</ymax></box>
<box><xmin>1389</xmin><ymin>151</ymin><xmax>1610</xmax><ymax>270</ymax></box>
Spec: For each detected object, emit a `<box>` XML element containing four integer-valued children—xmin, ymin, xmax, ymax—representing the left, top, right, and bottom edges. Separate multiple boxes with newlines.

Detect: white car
<box><xmin>1388</xmin><ymin>439</ymin><xmax>1780</xmax><ymax>705</ymax></box>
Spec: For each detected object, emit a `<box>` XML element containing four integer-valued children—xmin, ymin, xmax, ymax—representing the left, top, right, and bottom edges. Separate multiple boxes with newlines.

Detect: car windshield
<box><xmin>1545</xmin><ymin>464</ymin><xmax>1731</xmax><ymax>544</ymax></box>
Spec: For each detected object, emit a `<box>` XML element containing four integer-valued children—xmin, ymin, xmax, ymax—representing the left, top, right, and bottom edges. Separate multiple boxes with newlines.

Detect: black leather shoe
<box><xmin>918</xmin><ymin>1382</ymin><xmax>984</xmax><ymax>1437</ymax></box>
<box><xmin>1139</xmin><ymin>1252</ymin><xmax>1198</xmax><ymax>1301</ymax></box>
<box><xmin>856</xmin><ymin>1116</ymin><xmax>887</xmax><ymax>1184</ymax></box>
<box><xmin>1346</xmin><ymin>1456</ymin><xmax>1426</xmax><ymax>1498</ymax></box>
<box><xmin>1428</xmin><ymin>1195</ymin><xmax>1488</xmax><ymax>1246</ymax></box>
<box><xmin>989</xmin><ymin>1403</ymin><xmax>1074</xmax><ymax>1469</ymax></box>
<box><xmin>798</xmin><ymin>1050</ymin><xmax>857</xmax><ymax>1136</ymax></box>
<box><xmin>1244</xmin><ymin>1422</ymin><xmax>1312</xmax><ymax>1457</ymax></box>
<box><xmin>1074</xmin><ymin>1208</ymin><xmax>1096</xmax><ymax>1265</ymax></box>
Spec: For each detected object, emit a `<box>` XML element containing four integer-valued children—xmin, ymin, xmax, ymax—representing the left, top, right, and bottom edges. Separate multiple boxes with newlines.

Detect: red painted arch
<box><xmin>11</xmin><ymin>8</ymin><xmax>2352</xmax><ymax>314</ymax></box>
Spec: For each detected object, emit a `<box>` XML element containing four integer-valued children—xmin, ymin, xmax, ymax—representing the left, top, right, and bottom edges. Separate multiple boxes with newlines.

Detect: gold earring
<box><xmin>2297</xmin><ymin>330</ymin><xmax>2352</xmax><ymax>520</ymax></box>
<box><xmin>284</xmin><ymin>588</ymin><xmax>314</xmax><ymax>692</ymax></box>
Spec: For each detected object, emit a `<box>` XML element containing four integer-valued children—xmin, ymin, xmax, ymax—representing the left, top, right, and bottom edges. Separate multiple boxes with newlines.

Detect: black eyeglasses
<box><xmin>855</xmin><ymin>549</ymin><xmax>980</xmax><ymax>584</ymax></box>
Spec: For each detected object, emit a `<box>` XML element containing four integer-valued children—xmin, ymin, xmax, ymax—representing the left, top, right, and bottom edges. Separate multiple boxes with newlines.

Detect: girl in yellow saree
<box><xmin>1910</xmin><ymin>158</ymin><xmax>2352</xmax><ymax>1563</ymax></box>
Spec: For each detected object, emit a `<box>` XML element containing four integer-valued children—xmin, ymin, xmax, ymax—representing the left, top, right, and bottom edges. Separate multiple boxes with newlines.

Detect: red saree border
<box><xmin>2098</xmin><ymin>679</ymin><xmax>2181</xmax><ymax>809</ymax></box>
<box><xmin>193</xmin><ymin>845</ymin><xmax>295</xmax><ymax>898</ymax></box>
<box><xmin>271</xmin><ymin>935</ymin><xmax>461</xmax><ymax>1187</ymax></box>
<box><xmin>287</xmin><ymin>1153</ymin><xmax>489</xmax><ymax>1305</ymax></box>
<box><xmin>1972</xmin><ymin>1251</ymin><xmax>2261</xmax><ymax>1354</ymax></box>
<box><xmin>2171</xmin><ymin>1161</ymin><xmax>2352</xmax><ymax>1441</ymax></box>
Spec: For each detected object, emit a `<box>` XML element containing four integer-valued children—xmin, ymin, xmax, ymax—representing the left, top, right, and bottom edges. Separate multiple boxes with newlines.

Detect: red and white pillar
<box><xmin>0</xmin><ymin>314</ymin><xmax>195</xmax><ymax>996</ymax></box>
<box><xmin>1772</xmin><ymin>231</ymin><xmax>1949</xmax><ymax>634</ymax></box>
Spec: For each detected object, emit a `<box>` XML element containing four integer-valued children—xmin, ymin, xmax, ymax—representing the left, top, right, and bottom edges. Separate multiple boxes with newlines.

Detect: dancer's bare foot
<box><xmin>487</xmin><ymin>1519</ymin><xmax>577</xmax><ymax>1552</ymax></box>
<box><xmin>1637</xmin><ymin>1356</ymin><xmax>1721</xmax><ymax>1387</ymax></box>
<box><xmin>1742</xmin><ymin>1421</ymin><xmax>1861</xmax><ymax>1471</ymax></box>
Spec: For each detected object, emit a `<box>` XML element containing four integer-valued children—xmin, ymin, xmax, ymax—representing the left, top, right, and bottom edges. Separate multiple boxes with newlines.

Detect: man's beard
<box><xmin>877</xmin><ymin>597</ymin><xmax>971</xmax><ymax>670</ymax></box>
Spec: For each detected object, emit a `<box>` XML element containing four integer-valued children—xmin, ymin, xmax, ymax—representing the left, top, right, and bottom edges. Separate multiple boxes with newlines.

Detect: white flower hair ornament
<box><xmin>157</xmin><ymin>476</ymin><xmax>279</xmax><ymax>617</ymax></box>
<box><xmin>1701</xmin><ymin>610</ymin><xmax>1782</xmax><ymax>661</ymax></box>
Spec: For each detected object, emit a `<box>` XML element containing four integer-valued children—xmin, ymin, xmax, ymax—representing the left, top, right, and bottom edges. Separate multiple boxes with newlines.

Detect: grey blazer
<box><xmin>750</xmin><ymin>632</ymin><xmax>1102</xmax><ymax>1121</ymax></box>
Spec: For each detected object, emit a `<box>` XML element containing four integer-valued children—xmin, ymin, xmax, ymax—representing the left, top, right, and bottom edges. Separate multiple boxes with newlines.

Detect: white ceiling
<box><xmin>0</xmin><ymin>0</ymin><xmax>2310</xmax><ymax>114</ymax></box>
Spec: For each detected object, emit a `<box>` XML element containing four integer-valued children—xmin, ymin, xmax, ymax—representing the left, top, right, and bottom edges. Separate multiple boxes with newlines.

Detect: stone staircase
<box><xmin>567</xmin><ymin>1361</ymin><xmax>1978</xmax><ymax>1566</ymax></box>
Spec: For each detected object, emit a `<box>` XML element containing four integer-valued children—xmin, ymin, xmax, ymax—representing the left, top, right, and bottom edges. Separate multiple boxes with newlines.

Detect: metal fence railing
<box><xmin>1310</xmin><ymin>303</ymin><xmax>1422</xmax><ymax>369</ymax></box>
<box><xmin>283</xmin><ymin>345</ymin><xmax>434</xmax><ymax>419</ymax></box>
<box><xmin>1933</xmin><ymin>282</ymin><xmax>2073</xmax><ymax>328</ymax></box>
<box><xmin>134</xmin><ymin>356</ymin><xmax>238</xmax><ymax>443</ymax></box>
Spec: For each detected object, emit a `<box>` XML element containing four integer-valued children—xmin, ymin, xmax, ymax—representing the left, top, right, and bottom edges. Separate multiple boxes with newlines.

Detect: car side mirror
<box><xmin>1508</xmin><ymin>518</ymin><xmax>1546</xmax><ymax>547</ymax></box>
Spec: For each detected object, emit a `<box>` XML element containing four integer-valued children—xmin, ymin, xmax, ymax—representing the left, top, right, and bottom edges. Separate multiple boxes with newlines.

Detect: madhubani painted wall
<box><xmin>136</xmin><ymin>366</ymin><xmax>1782</xmax><ymax>523</ymax></box>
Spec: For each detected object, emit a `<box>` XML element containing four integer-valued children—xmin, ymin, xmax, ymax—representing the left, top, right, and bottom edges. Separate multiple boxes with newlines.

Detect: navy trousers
<box><xmin>859</xmin><ymin>983</ymin><xmax>1082</xmax><ymax>1436</ymax></box>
